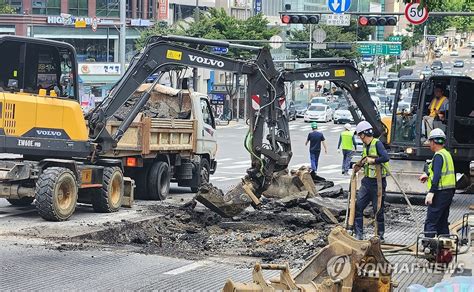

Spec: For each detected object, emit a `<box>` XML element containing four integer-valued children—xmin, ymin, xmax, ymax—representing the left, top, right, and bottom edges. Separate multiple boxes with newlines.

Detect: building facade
<box><xmin>0</xmin><ymin>0</ymin><xmax>215</xmax><ymax>103</ymax></box>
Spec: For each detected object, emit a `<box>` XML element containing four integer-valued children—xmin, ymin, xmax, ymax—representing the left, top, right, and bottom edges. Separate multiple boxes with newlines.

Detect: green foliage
<box><xmin>135</xmin><ymin>8</ymin><xmax>280</xmax><ymax>58</ymax></box>
<box><xmin>403</xmin><ymin>59</ymin><xmax>416</xmax><ymax>66</ymax></box>
<box><xmin>410</xmin><ymin>0</ymin><xmax>473</xmax><ymax>38</ymax></box>
<box><xmin>135</xmin><ymin>22</ymin><xmax>178</xmax><ymax>51</ymax></box>
<box><xmin>288</xmin><ymin>20</ymin><xmax>374</xmax><ymax>59</ymax></box>
<box><xmin>0</xmin><ymin>0</ymin><xmax>16</xmax><ymax>14</ymax></box>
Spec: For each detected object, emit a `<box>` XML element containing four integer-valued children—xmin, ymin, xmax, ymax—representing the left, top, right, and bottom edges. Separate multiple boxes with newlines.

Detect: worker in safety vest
<box><xmin>337</xmin><ymin>123</ymin><xmax>357</xmax><ymax>175</ymax></box>
<box><xmin>422</xmin><ymin>86</ymin><xmax>448</xmax><ymax>138</ymax></box>
<box><xmin>419</xmin><ymin>128</ymin><xmax>456</xmax><ymax>238</ymax></box>
<box><xmin>353</xmin><ymin>121</ymin><xmax>390</xmax><ymax>241</ymax></box>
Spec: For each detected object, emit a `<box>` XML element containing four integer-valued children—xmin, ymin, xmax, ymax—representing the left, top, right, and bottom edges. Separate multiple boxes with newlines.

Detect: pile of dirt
<box><xmin>111</xmin><ymin>84</ymin><xmax>192</xmax><ymax>121</ymax></box>
<box><xmin>72</xmin><ymin>202</ymin><xmax>336</xmax><ymax>269</ymax></box>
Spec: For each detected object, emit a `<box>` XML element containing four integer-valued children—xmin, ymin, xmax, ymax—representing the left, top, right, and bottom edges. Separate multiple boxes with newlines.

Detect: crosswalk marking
<box><xmin>233</xmin><ymin>160</ymin><xmax>251</xmax><ymax>165</ymax></box>
<box><xmin>320</xmin><ymin>164</ymin><xmax>340</xmax><ymax>170</ymax></box>
<box><xmin>218</xmin><ymin>158</ymin><xmax>234</xmax><ymax>162</ymax></box>
<box><xmin>318</xmin><ymin>169</ymin><xmax>341</xmax><ymax>174</ymax></box>
<box><xmin>163</xmin><ymin>261</ymin><xmax>209</xmax><ymax>275</ymax></box>
<box><xmin>220</xmin><ymin>165</ymin><xmax>250</xmax><ymax>169</ymax></box>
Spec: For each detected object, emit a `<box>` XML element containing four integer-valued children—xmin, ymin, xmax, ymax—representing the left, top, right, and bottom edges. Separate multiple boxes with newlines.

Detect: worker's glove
<box><xmin>353</xmin><ymin>164</ymin><xmax>361</xmax><ymax>174</ymax></box>
<box><xmin>419</xmin><ymin>173</ymin><xmax>429</xmax><ymax>183</ymax></box>
<box><xmin>337</xmin><ymin>149</ymin><xmax>341</xmax><ymax>153</ymax></box>
<box><xmin>425</xmin><ymin>192</ymin><xmax>434</xmax><ymax>205</ymax></box>
<box><xmin>366</xmin><ymin>157</ymin><xmax>376</xmax><ymax>165</ymax></box>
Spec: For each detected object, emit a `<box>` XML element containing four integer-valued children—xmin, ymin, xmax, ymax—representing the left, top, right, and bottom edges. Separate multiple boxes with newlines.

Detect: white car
<box><xmin>304</xmin><ymin>104</ymin><xmax>333</xmax><ymax>123</ymax></box>
<box><xmin>310</xmin><ymin>97</ymin><xmax>328</xmax><ymax>105</ymax></box>
<box><xmin>385</xmin><ymin>79</ymin><xmax>399</xmax><ymax>97</ymax></box>
<box><xmin>333</xmin><ymin>107</ymin><xmax>354</xmax><ymax>124</ymax></box>
<box><xmin>450</xmin><ymin>50</ymin><xmax>459</xmax><ymax>56</ymax></box>
<box><xmin>367</xmin><ymin>82</ymin><xmax>378</xmax><ymax>94</ymax></box>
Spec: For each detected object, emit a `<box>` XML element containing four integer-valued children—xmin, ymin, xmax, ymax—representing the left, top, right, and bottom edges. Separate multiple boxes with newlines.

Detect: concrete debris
<box><xmin>111</xmin><ymin>85</ymin><xmax>192</xmax><ymax>121</ymax></box>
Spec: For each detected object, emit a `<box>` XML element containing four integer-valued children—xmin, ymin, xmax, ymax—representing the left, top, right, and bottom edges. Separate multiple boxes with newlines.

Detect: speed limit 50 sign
<box><xmin>405</xmin><ymin>3</ymin><xmax>429</xmax><ymax>25</ymax></box>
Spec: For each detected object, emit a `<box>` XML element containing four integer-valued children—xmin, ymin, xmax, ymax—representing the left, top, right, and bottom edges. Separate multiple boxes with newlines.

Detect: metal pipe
<box><xmin>160</xmin><ymin>35</ymin><xmax>261</xmax><ymax>50</ymax></box>
<box><xmin>119</xmin><ymin>0</ymin><xmax>126</xmax><ymax>70</ymax></box>
<box><xmin>278</xmin><ymin>11</ymin><xmax>474</xmax><ymax>16</ymax></box>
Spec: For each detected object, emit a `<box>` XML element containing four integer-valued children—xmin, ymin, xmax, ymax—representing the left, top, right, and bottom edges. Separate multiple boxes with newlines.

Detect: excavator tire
<box><xmin>191</xmin><ymin>158</ymin><xmax>210</xmax><ymax>193</ymax></box>
<box><xmin>147</xmin><ymin>161</ymin><xmax>170</xmax><ymax>200</ymax></box>
<box><xmin>7</xmin><ymin>197</ymin><xmax>34</xmax><ymax>206</ymax></box>
<box><xmin>92</xmin><ymin>167</ymin><xmax>124</xmax><ymax>213</ymax></box>
<box><xmin>36</xmin><ymin>167</ymin><xmax>78</xmax><ymax>221</ymax></box>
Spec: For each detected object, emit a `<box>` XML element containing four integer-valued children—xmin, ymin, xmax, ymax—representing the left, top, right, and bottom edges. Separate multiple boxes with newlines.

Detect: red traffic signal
<box><xmin>358</xmin><ymin>16</ymin><xmax>397</xmax><ymax>26</ymax></box>
<box><xmin>281</xmin><ymin>15</ymin><xmax>319</xmax><ymax>24</ymax></box>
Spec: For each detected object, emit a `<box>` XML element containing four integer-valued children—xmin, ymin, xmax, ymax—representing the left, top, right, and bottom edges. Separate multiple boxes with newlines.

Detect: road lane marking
<box><xmin>221</xmin><ymin>165</ymin><xmax>250</xmax><ymax>169</ymax></box>
<box><xmin>233</xmin><ymin>160</ymin><xmax>252</xmax><ymax>164</ymax></box>
<box><xmin>320</xmin><ymin>164</ymin><xmax>340</xmax><ymax>170</ymax></box>
<box><xmin>217</xmin><ymin>158</ymin><xmax>234</xmax><ymax>162</ymax></box>
<box><xmin>317</xmin><ymin>169</ymin><xmax>341</xmax><ymax>174</ymax></box>
<box><xmin>163</xmin><ymin>261</ymin><xmax>209</xmax><ymax>275</ymax></box>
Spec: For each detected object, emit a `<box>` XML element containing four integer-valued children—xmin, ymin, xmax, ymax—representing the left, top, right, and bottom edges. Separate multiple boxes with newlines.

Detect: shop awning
<box><xmin>80</xmin><ymin>75</ymin><xmax>121</xmax><ymax>85</ymax></box>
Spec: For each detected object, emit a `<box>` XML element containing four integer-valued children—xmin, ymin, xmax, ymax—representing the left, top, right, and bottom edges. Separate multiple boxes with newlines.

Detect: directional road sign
<box><xmin>388</xmin><ymin>36</ymin><xmax>402</xmax><ymax>42</ymax></box>
<box><xmin>211</xmin><ymin>47</ymin><xmax>229</xmax><ymax>54</ymax></box>
<box><xmin>358</xmin><ymin>42</ymin><xmax>401</xmax><ymax>56</ymax></box>
<box><xmin>328</xmin><ymin>0</ymin><xmax>351</xmax><ymax>14</ymax></box>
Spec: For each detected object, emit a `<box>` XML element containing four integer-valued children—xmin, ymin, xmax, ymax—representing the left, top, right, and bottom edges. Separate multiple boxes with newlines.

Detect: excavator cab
<box><xmin>390</xmin><ymin>75</ymin><xmax>474</xmax><ymax>189</ymax></box>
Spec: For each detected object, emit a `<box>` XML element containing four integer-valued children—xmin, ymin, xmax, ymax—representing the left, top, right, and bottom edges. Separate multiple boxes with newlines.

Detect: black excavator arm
<box><xmin>280</xmin><ymin>58</ymin><xmax>386</xmax><ymax>141</ymax></box>
<box><xmin>88</xmin><ymin>36</ymin><xmax>277</xmax><ymax>153</ymax></box>
<box><xmin>87</xmin><ymin>35</ymin><xmax>289</xmax><ymax>196</ymax></box>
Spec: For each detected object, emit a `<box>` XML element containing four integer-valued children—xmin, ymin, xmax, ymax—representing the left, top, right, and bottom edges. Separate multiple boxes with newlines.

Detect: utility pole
<box><xmin>119</xmin><ymin>0</ymin><xmax>126</xmax><ymax>71</ymax></box>
<box><xmin>193</xmin><ymin>0</ymin><xmax>199</xmax><ymax>91</ymax></box>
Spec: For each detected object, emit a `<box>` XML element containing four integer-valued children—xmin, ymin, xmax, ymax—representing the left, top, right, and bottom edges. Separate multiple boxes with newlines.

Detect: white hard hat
<box><xmin>428</xmin><ymin>128</ymin><xmax>446</xmax><ymax>141</ymax></box>
<box><xmin>344</xmin><ymin>123</ymin><xmax>352</xmax><ymax>130</ymax></box>
<box><xmin>355</xmin><ymin>121</ymin><xmax>373</xmax><ymax>135</ymax></box>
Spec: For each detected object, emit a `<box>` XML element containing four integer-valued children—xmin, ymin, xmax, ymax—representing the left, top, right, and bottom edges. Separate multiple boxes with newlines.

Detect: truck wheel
<box><xmin>147</xmin><ymin>161</ymin><xmax>170</xmax><ymax>200</ymax></box>
<box><xmin>92</xmin><ymin>167</ymin><xmax>124</xmax><ymax>213</ymax></box>
<box><xmin>36</xmin><ymin>167</ymin><xmax>78</xmax><ymax>221</ymax></box>
<box><xmin>7</xmin><ymin>197</ymin><xmax>34</xmax><ymax>206</ymax></box>
<box><xmin>191</xmin><ymin>158</ymin><xmax>210</xmax><ymax>193</ymax></box>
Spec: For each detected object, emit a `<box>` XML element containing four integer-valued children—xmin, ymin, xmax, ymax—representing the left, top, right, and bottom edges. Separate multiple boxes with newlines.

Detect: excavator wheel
<box><xmin>7</xmin><ymin>197</ymin><xmax>34</xmax><ymax>206</ymax></box>
<box><xmin>147</xmin><ymin>161</ymin><xmax>170</xmax><ymax>200</ymax></box>
<box><xmin>92</xmin><ymin>167</ymin><xmax>124</xmax><ymax>213</ymax></box>
<box><xmin>36</xmin><ymin>167</ymin><xmax>78</xmax><ymax>221</ymax></box>
<box><xmin>191</xmin><ymin>158</ymin><xmax>210</xmax><ymax>193</ymax></box>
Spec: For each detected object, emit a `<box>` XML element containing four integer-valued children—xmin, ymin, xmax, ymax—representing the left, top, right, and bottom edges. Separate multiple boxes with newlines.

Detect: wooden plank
<box><xmin>141</xmin><ymin>117</ymin><xmax>151</xmax><ymax>155</ymax></box>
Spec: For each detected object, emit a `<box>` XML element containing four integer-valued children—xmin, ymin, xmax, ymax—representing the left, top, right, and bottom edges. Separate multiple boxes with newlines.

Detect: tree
<box><xmin>135</xmin><ymin>22</ymin><xmax>177</xmax><ymax>50</ymax></box>
<box><xmin>135</xmin><ymin>8</ymin><xmax>280</xmax><ymax>58</ymax></box>
<box><xmin>288</xmin><ymin>20</ymin><xmax>375</xmax><ymax>59</ymax></box>
<box><xmin>0</xmin><ymin>0</ymin><xmax>16</xmax><ymax>14</ymax></box>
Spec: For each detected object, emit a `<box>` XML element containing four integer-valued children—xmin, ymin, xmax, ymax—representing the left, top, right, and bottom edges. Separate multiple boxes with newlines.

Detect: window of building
<box><xmin>62</xmin><ymin>39</ymin><xmax>115</xmax><ymax>62</ymax></box>
<box><xmin>32</xmin><ymin>0</ymin><xmax>60</xmax><ymax>15</ymax></box>
<box><xmin>69</xmin><ymin>0</ymin><xmax>88</xmax><ymax>16</ymax></box>
<box><xmin>5</xmin><ymin>0</ymin><xmax>22</xmax><ymax>14</ymax></box>
<box><xmin>136</xmin><ymin>0</ymin><xmax>143</xmax><ymax>19</ymax></box>
<box><xmin>96</xmin><ymin>0</ymin><xmax>119</xmax><ymax>17</ymax></box>
<box><xmin>148</xmin><ymin>0</ymin><xmax>154</xmax><ymax>19</ymax></box>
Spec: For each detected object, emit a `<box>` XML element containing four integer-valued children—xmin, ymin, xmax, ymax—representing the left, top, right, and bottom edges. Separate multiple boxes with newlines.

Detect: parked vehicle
<box><xmin>434</xmin><ymin>50</ymin><xmax>442</xmax><ymax>58</ymax></box>
<box><xmin>295</xmin><ymin>104</ymin><xmax>307</xmax><ymax>118</ymax></box>
<box><xmin>366</xmin><ymin>82</ymin><xmax>378</xmax><ymax>94</ymax></box>
<box><xmin>304</xmin><ymin>104</ymin><xmax>333</xmax><ymax>123</ymax></box>
<box><xmin>288</xmin><ymin>101</ymin><xmax>297</xmax><ymax>121</ymax></box>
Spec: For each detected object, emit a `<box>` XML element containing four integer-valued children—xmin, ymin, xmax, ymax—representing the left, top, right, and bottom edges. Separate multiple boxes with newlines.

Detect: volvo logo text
<box><xmin>303</xmin><ymin>72</ymin><xmax>330</xmax><ymax>78</ymax></box>
<box><xmin>188</xmin><ymin>55</ymin><xmax>225</xmax><ymax>68</ymax></box>
<box><xmin>36</xmin><ymin>130</ymin><xmax>62</xmax><ymax>137</ymax></box>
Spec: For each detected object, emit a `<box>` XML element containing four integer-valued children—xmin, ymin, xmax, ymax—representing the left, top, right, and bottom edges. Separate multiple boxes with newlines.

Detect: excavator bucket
<box><xmin>223</xmin><ymin>226</ymin><xmax>394</xmax><ymax>292</ymax></box>
<box><xmin>195</xmin><ymin>167</ymin><xmax>318</xmax><ymax>218</ymax></box>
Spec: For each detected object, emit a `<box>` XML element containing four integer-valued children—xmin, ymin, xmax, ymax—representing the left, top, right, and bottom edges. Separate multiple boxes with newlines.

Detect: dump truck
<box><xmin>104</xmin><ymin>84</ymin><xmax>217</xmax><ymax>200</ymax></box>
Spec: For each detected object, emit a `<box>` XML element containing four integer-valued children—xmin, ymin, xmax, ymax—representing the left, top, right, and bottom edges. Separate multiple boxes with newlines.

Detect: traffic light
<box><xmin>358</xmin><ymin>16</ymin><xmax>397</xmax><ymax>26</ymax></box>
<box><xmin>281</xmin><ymin>15</ymin><xmax>319</xmax><ymax>24</ymax></box>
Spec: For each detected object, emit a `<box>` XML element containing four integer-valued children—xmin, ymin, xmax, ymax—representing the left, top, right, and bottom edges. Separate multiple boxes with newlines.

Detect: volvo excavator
<box><xmin>0</xmin><ymin>35</ymin><xmax>320</xmax><ymax>221</ymax></box>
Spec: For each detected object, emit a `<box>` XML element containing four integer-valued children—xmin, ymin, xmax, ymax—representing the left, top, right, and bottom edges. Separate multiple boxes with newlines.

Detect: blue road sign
<box><xmin>211</xmin><ymin>47</ymin><xmax>229</xmax><ymax>54</ymax></box>
<box><xmin>254</xmin><ymin>0</ymin><xmax>262</xmax><ymax>14</ymax></box>
<box><xmin>328</xmin><ymin>0</ymin><xmax>351</xmax><ymax>14</ymax></box>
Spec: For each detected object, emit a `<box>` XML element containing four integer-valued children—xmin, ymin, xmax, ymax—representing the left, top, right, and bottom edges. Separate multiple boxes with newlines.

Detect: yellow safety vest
<box><xmin>427</xmin><ymin>148</ymin><xmax>456</xmax><ymax>190</ymax></box>
<box><xmin>340</xmin><ymin>130</ymin><xmax>354</xmax><ymax>150</ymax></box>
<box><xmin>429</xmin><ymin>96</ymin><xmax>447</xmax><ymax>117</ymax></box>
<box><xmin>362</xmin><ymin>138</ymin><xmax>389</xmax><ymax>178</ymax></box>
